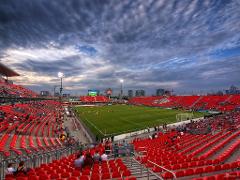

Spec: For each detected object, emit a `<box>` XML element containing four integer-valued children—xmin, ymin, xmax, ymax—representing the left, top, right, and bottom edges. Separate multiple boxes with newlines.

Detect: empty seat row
<box><xmin>129</xmin><ymin>95</ymin><xmax>240</xmax><ymax>111</ymax></box>
<box><xmin>0</xmin><ymin>100</ymin><xmax>63</xmax><ymax>157</ymax></box>
<box><xmin>80</xmin><ymin>96</ymin><xmax>109</xmax><ymax>103</ymax></box>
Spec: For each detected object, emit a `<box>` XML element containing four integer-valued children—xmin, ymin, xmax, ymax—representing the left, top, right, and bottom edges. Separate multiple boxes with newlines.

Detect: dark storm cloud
<box><xmin>12</xmin><ymin>55</ymin><xmax>84</xmax><ymax>77</ymax></box>
<box><xmin>0</xmin><ymin>0</ymin><xmax>240</xmax><ymax>94</ymax></box>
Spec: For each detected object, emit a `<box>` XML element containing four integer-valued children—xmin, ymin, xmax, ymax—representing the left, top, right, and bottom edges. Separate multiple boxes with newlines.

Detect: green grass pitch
<box><xmin>74</xmin><ymin>105</ymin><xmax>206</xmax><ymax>137</ymax></box>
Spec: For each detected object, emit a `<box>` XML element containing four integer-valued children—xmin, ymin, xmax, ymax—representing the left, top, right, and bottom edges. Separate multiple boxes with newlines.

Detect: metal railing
<box><xmin>131</xmin><ymin>157</ymin><xmax>164</xmax><ymax>180</ymax></box>
<box><xmin>131</xmin><ymin>151</ymin><xmax>177</xmax><ymax>180</ymax></box>
<box><xmin>1</xmin><ymin>144</ymin><xmax>177</xmax><ymax>180</ymax></box>
<box><xmin>147</xmin><ymin>160</ymin><xmax>177</xmax><ymax>179</ymax></box>
<box><xmin>0</xmin><ymin>144</ymin><xmax>79</xmax><ymax>179</ymax></box>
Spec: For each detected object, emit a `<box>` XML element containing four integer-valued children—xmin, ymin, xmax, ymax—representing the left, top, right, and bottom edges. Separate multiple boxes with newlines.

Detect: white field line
<box><xmin>84</xmin><ymin>117</ymin><xmax>105</xmax><ymax>136</ymax></box>
<box><xmin>77</xmin><ymin>107</ymin><xmax>203</xmax><ymax>137</ymax></box>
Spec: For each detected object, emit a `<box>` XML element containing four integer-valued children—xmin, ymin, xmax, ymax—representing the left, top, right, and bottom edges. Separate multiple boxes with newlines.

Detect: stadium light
<box><xmin>58</xmin><ymin>72</ymin><xmax>64</xmax><ymax>97</ymax></box>
<box><xmin>58</xmin><ymin>72</ymin><xmax>64</xmax><ymax>78</ymax></box>
<box><xmin>120</xmin><ymin>79</ymin><xmax>124</xmax><ymax>100</ymax></box>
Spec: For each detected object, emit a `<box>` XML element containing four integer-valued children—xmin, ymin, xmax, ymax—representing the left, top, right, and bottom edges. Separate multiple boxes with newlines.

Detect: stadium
<box><xmin>0</xmin><ymin>1</ymin><xmax>240</xmax><ymax>180</ymax></box>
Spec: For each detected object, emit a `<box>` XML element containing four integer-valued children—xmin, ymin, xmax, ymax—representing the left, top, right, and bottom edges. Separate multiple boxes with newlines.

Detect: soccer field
<box><xmin>74</xmin><ymin>105</ymin><xmax>206</xmax><ymax>137</ymax></box>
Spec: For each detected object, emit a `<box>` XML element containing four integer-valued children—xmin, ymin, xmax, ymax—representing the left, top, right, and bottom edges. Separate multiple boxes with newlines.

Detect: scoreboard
<box><xmin>88</xmin><ymin>90</ymin><xmax>99</xmax><ymax>96</ymax></box>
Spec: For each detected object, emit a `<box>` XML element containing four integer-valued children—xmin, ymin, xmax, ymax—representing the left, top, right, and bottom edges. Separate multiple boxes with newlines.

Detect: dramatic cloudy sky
<box><xmin>0</xmin><ymin>0</ymin><xmax>240</xmax><ymax>95</ymax></box>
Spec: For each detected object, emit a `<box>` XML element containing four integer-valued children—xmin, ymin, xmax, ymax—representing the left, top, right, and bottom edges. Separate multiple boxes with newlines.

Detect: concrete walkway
<box><xmin>63</xmin><ymin>116</ymin><xmax>90</xmax><ymax>144</ymax></box>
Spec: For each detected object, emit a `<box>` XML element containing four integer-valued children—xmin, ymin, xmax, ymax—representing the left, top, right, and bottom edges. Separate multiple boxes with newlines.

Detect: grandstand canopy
<box><xmin>0</xmin><ymin>63</ymin><xmax>20</xmax><ymax>77</ymax></box>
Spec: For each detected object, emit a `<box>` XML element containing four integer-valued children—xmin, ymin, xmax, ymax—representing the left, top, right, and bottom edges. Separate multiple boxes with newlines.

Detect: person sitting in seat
<box><xmin>93</xmin><ymin>150</ymin><xmax>101</xmax><ymax>162</ymax></box>
<box><xmin>16</xmin><ymin>161</ymin><xmax>28</xmax><ymax>175</ymax></box>
<box><xmin>101</xmin><ymin>152</ymin><xmax>108</xmax><ymax>161</ymax></box>
<box><xmin>83</xmin><ymin>152</ymin><xmax>93</xmax><ymax>168</ymax></box>
<box><xmin>105</xmin><ymin>140</ymin><xmax>111</xmax><ymax>155</ymax></box>
<box><xmin>74</xmin><ymin>152</ymin><xmax>85</xmax><ymax>168</ymax></box>
<box><xmin>6</xmin><ymin>163</ymin><xmax>16</xmax><ymax>175</ymax></box>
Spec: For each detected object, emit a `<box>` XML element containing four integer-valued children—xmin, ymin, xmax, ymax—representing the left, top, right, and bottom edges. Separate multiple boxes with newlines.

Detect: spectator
<box><xmin>129</xmin><ymin>144</ymin><xmax>134</xmax><ymax>155</ymax></box>
<box><xmin>105</xmin><ymin>142</ymin><xmax>111</xmax><ymax>154</ymax></box>
<box><xmin>96</xmin><ymin>135</ymin><xmax>99</xmax><ymax>142</ymax></box>
<box><xmin>93</xmin><ymin>150</ymin><xmax>101</xmax><ymax>162</ymax></box>
<box><xmin>74</xmin><ymin>152</ymin><xmax>85</xmax><ymax>168</ymax></box>
<box><xmin>149</xmin><ymin>135</ymin><xmax>152</xmax><ymax>139</ymax></box>
<box><xmin>83</xmin><ymin>152</ymin><xmax>93</xmax><ymax>168</ymax></box>
<box><xmin>105</xmin><ymin>140</ymin><xmax>111</xmax><ymax>155</ymax></box>
<box><xmin>152</xmin><ymin>133</ymin><xmax>156</xmax><ymax>139</ymax></box>
<box><xmin>101</xmin><ymin>152</ymin><xmax>108</xmax><ymax>161</ymax></box>
<box><xmin>113</xmin><ymin>143</ymin><xmax>119</xmax><ymax>158</ymax></box>
<box><xmin>6</xmin><ymin>163</ymin><xmax>16</xmax><ymax>175</ymax></box>
<box><xmin>111</xmin><ymin>136</ymin><xmax>114</xmax><ymax>142</ymax></box>
<box><xmin>16</xmin><ymin>161</ymin><xmax>28</xmax><ymax>175</ymax></box>
<box><xmin>122</xmin><ymin>140</ymin><xmax>129</xmax><ymax>156</ymax></box>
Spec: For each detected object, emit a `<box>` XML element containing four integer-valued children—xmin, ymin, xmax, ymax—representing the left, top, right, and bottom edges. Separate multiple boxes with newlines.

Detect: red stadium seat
<box><xmin>80</xmin><ymin>175</ymin><xmax>89</xmax><ymax>180</ymax></box>
<box><xmin>102</xmin><ymin>173</ymin><xmax>111</xmax><ymax>179</ymax></box>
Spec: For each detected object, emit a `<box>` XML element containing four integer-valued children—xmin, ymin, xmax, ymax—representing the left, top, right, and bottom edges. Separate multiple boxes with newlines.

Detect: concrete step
<box><xmin>15</xmin><ymin>134</ymin><xmax>21</xmax><ymax>148</ymax></box>
<box><xmin>4</xmin><ymin>133</ymin><xmax>13</xmax><ymax>150</ymax></box>
<box><xmin>184</xmin><ymin>132</ymin><xmax>224</xmax><ymax>155</ymax></box>
<box><xmin>197</xmin><ymin>132</ymin><xmax>232</xmax><ymax>157</ymax></box>
<box><xmin>209</xmin><ymin>134</ymin><xmax>240</xmax><ymax>160</ymax></box>
<box><xmin>122</xmin><ymin>158</ymin><xmax>161</xmax><ymax>180</ymax></box>
<box><xmin>135</xmin><ymin>175</ymin><xmax>158</xmax><ymax>180</ymax></box>
<box><xmin>225</xmin><ymin>147</ymin><xmax>240</xmax><ymax>163</ymax></box>
<box><xmin>177</xmin><ymin>135</ymin><xmax>203</xmax><ymax>153</ymax></box>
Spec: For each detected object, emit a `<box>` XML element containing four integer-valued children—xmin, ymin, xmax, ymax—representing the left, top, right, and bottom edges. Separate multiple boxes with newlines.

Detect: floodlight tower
<box><xmin>120</xmin><ymin>79</ymin><xmax>124</xmax><ymax>100</ymax></box>
<box><xmin>58</xmin><ymin>72</ymin><xmax>64</xmax><ymax>97</ymax></box>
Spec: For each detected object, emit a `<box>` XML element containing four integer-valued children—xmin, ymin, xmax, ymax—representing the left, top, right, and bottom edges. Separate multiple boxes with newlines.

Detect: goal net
<box><xmin>176</xmin><ymin>113</ymin><xmax>194</xmax><ymax>122</ymax></box>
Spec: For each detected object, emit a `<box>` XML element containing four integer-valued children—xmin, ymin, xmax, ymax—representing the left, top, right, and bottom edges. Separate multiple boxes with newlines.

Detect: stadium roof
<box><xmin>0</xmin><ymin>63</ymin><xmax>20</xmax><ymax>77</ymax></box>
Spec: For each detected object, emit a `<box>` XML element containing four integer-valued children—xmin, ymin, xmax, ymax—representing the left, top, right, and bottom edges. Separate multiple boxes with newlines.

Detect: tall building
<box><xmin>135</xmin><ymin>90</ymin><xmax>145</xmax><ymax>97</ymax></box>
<box><xmin>128</xmin><ymin>90</ymin><xmax>133</xmax><ymax>98</ymax></box>
<box><xmin>226</xmin><ymin>85</ymin><xmax>240</xmax><ymax>94</ymax></box>
<box><xmin>63</xmin><ymin>93</ymin><xmax>70</xmax><ymax>97</ymax></box>
<box><xmin>54</xmin><ymin>92</ymin><xmax>60</xmax><ymax>97</ymax></box>
<box><xmin>156</xmin><ymin>88</ymin><xmax>172</xmax><ymax>96</ymax></box>
<box><xmin>156</xmin><ymin>89</ymin><xmax>165</xmax><ymax>96</ymax></box>
<box><xmin>40</xmin><ymin>91</ymin><xmax>50</xmax><ymax>96</ymax></box>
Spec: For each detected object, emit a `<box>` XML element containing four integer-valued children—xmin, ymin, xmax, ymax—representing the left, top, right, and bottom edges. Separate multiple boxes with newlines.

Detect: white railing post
<box><xmin>147</xmin><ymin>160</ymin><xmax>177</xmax><ymax>179</ymax></box>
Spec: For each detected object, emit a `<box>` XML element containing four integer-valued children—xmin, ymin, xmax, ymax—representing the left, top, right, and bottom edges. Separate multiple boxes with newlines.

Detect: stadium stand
<box><xmin>3</xmin><ymin>108</ymin><xmax>240</xmax><ymax>179</ymax></box>
<box><xmin>129</xmin><ymin>95</ymin><xmax>240</xmax><ymax>111</ymax></box>
<box><xmin>0</xmin><ymin>80</ymin><xmax>38</xmax><ymax>98</ymax></box>
<box><xmin>4</xmin><ymin>155</ymin><xmax>134</xmax><ymax>180</ymax></box>
<box><xmin>0</xmin><ymin>100</ymin><xmax>64</xmax><ymax>157</ymax></box>
<box><xmin>80</xmin><ymin>96</ymin><xmax>109</xmax><ymax>103</ymax></box>
<box><xmin>0</xmin><ymin>64</ymin><xmax>37</xmax><ymax>98</ymax></box>
<box><xmin>131</xmin><ymin>112</ymin><xmax>240</xmax><ymax>179</ymax></box>
<box><xmin>1</xmin><ymin>65</ymin><xmax>240</xmax><ymax>179</ymax></box>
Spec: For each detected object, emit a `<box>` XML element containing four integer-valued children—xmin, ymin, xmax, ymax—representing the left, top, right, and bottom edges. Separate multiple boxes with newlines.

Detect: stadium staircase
<box><xmin>122</xmin><ymin>157</ymin><xmax>160</xmax><ymax>180</ymax></box>
<box><xmin>223</xmin><ymin>95</ymin><xmax>233</xmax><ymax>104</ymax></box>
<box><xmin>216</xmin><ymin>95</ymin><xmax>234</xmax><ymax>111</ymax></box>
<box><xmin>189</xmin><ymin>96</ymin><xmax>203</xmax><ymax>109</ymax></box>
